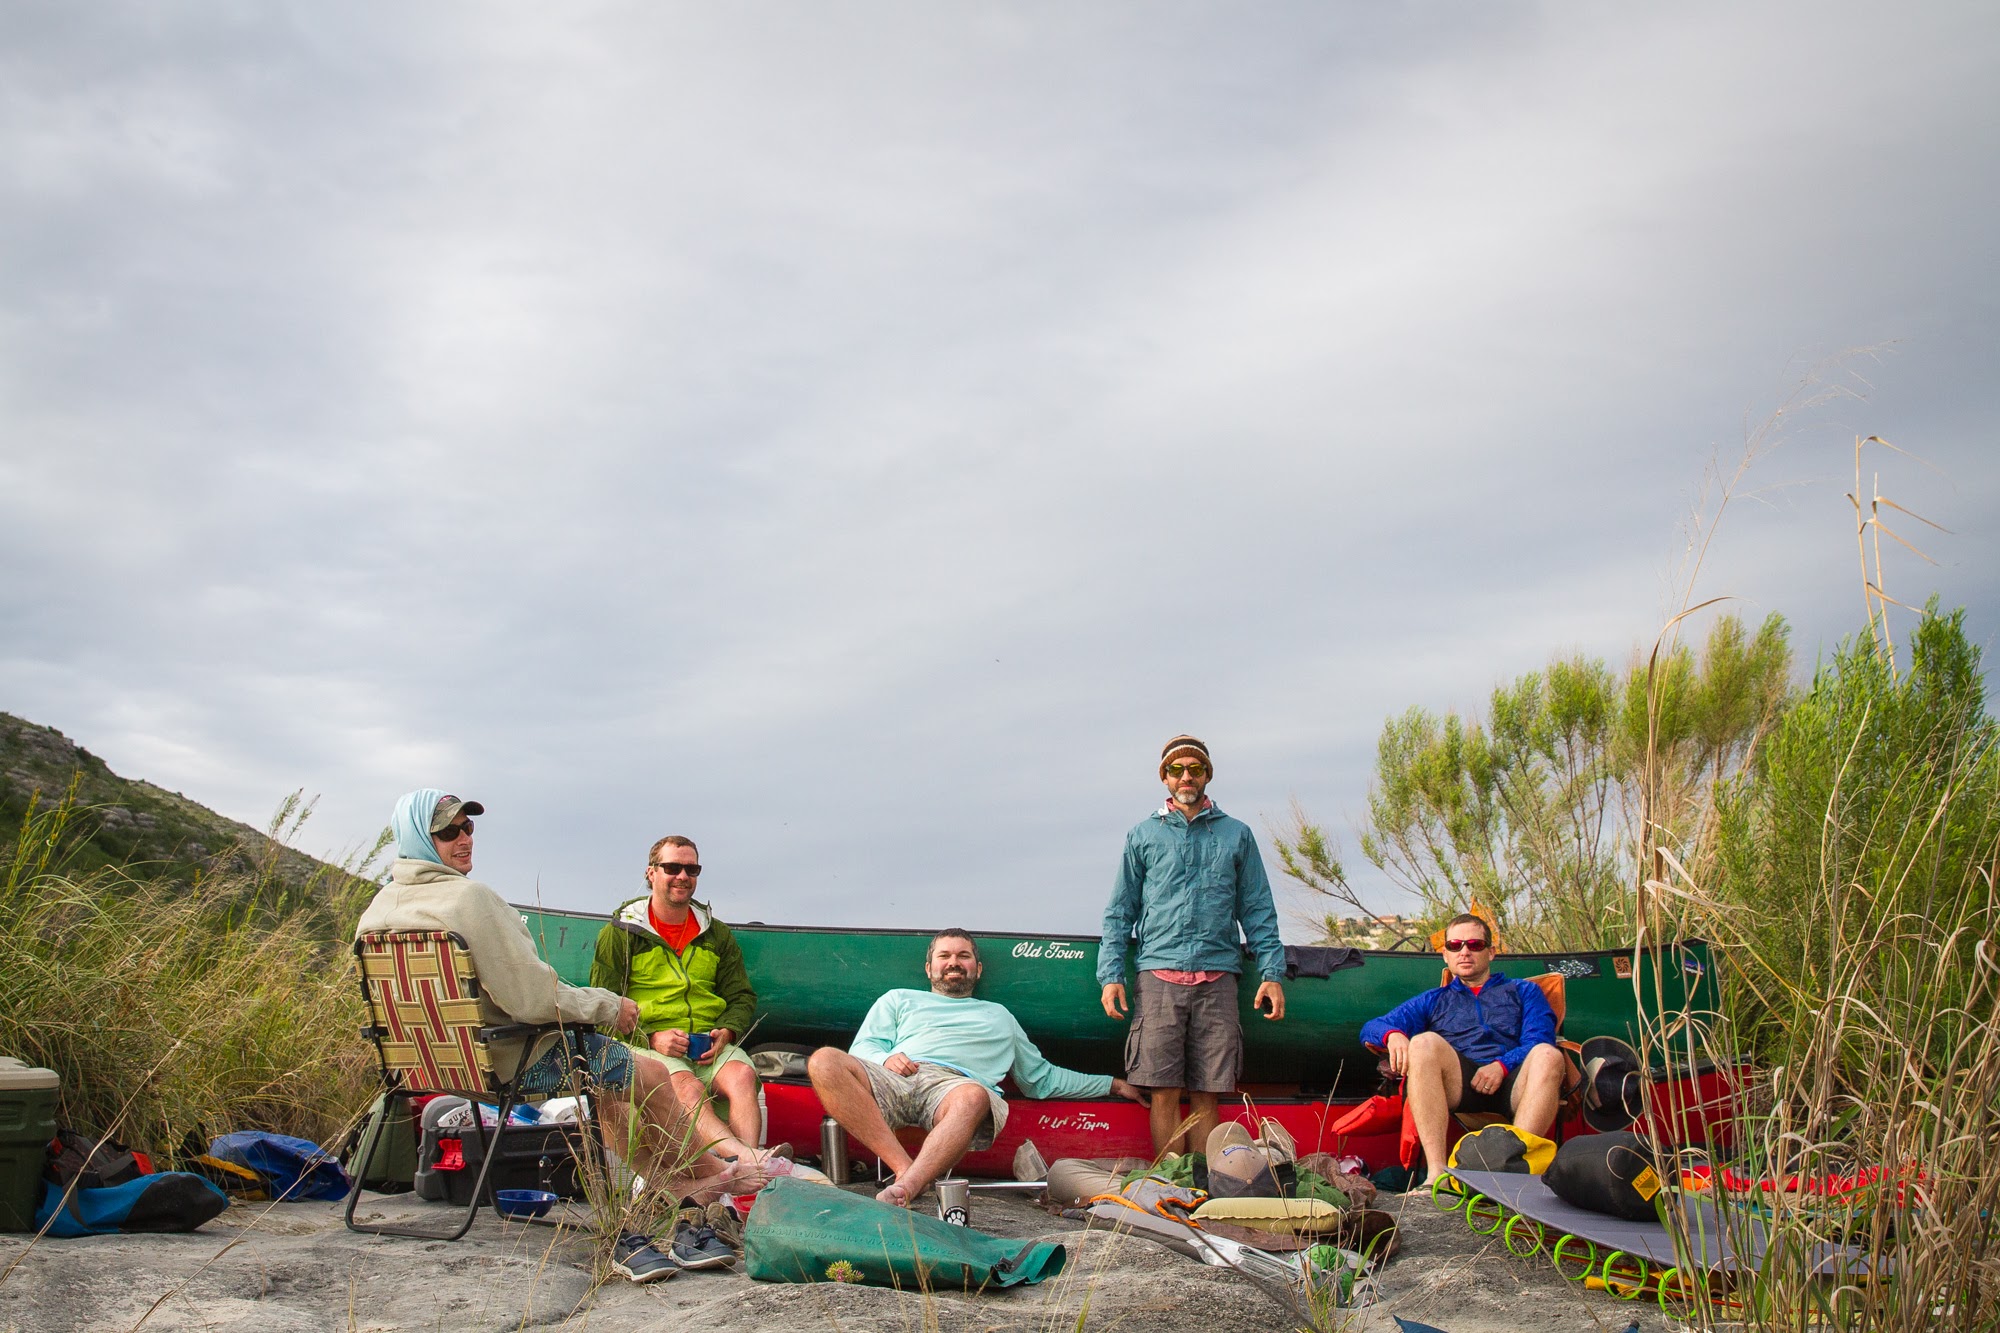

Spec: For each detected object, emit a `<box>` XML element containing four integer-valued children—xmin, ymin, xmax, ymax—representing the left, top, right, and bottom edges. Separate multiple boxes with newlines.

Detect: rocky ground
<box><xmin>0</xmin><ymin>1184</ymin><xmax>1682</xmax><ymax>1333</ymax></box>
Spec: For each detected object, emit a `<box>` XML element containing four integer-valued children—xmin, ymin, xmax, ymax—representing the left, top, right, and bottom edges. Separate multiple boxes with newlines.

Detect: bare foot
<box><xmin>876</xmin><ymin>1182</ymin><xmax>910</xmax><ymax>1208</ymax></box>
<box><xmin>711</xmin><ymin>1157</ymin><xmax>768</xmax><ymax>1195</ymax></box>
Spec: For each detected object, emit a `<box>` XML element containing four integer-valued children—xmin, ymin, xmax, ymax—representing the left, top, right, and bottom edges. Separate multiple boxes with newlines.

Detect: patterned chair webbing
<box><xmin>357</xmin><ymin>931</ymin><xmax>498</xmax><ymax>1094</ymax></box>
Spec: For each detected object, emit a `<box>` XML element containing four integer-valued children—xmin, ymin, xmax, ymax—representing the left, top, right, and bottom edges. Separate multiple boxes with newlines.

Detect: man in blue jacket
<box><xmin>1099</xmin><ymin>735</ymin><xmax>1287</xmax><ymax>1155</ymax></box>
<box><xmin>1358</xmin><ymin>913</ymin><xmax>1568</xmax><ymax>1185</ymax></box>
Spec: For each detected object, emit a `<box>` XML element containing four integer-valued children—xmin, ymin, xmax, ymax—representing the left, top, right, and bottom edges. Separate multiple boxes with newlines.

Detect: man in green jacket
<box><xmin>592</xmin><ymin>835</ymin><xmax>767</xmax><ymax>1163</ymax></box>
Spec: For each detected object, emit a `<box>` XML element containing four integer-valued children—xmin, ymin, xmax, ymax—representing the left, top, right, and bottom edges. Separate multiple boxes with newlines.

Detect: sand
<box><xmin>0</xmin><ymin>1185</ymin><xmax>1678</xmax><ymax>1333</ymax></box>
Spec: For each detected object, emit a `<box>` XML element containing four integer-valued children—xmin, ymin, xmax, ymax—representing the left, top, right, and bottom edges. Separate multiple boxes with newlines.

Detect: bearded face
<box><xmin>926</xmin><ymin>935</ymin><xmax>981</xmax><ymax>997</ymax></box>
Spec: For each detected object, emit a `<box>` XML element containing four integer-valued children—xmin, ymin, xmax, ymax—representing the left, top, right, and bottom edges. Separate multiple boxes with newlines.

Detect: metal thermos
<box><xmin>935</xmin><ymin>1177</ymin><xmax>970</xmax><ymax>1225</ymax></box>
<box><xmin>819</xmin><ymin>1116</ymin><xmax>849</xmax><ymax>1183</ymax></box>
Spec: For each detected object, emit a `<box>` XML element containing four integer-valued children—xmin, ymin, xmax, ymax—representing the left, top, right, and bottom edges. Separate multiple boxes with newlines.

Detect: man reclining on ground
<box><xmin>1357</xmin><ymin>912</ymin><xmax>1567</xmax><ymax>1187</ymax></box>
<box><xmin>808</xmin><ymin>929</ymin><xmax>1145</xmax><ymax>1207</ymax></box>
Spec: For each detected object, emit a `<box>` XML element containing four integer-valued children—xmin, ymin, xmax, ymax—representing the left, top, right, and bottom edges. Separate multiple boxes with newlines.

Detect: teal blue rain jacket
<box><xmin>1096</xmin><ymin>802</ymin><xmax>1287</xmax><ymax>985</ymax></box>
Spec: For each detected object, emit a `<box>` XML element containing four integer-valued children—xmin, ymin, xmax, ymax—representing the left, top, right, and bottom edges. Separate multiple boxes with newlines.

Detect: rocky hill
<box><xmin>0</xmin><ymin>711</ymin><xmax>371</xmax><ymax>910</ymax></box>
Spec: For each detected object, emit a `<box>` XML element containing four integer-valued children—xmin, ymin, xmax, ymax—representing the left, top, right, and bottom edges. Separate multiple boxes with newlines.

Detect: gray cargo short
<box><xmin>862</xmin><ymin>1060</ymin><xmax>1009</xmax><ymax>1152</ymax></box>
<box><xmin>1124</xmin><ymin>971</ymin><xmax>1242</xmax><ymax>1094</ymax></box>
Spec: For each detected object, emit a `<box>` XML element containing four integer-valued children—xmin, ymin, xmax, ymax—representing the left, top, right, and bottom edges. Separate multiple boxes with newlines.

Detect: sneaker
<box><xmin>666</xmin><ymin>1211</ymin><xmax>738</xmax><ymax>1270</ymax></box>
<box><xmin>702</xmin><ymin>1200</ymin><xmax>745</xmax><ymax>1248</ymax></box>
<box><xmin>611</xmin><ymin>1232</ymin><xmax>680</xmax><ymax>1284</ymax></box>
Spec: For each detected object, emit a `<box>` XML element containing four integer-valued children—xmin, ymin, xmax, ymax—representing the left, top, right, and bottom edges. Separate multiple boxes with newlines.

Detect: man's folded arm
<box><xmin>710</xmin><ymin>924</ymin><xmax>757</xmax><ymax>1036</ymax></box>
<box><xmin>467</xmin><ymin>890</ymin><xmax>622</xmax><ymax>1026</ymax></box>
<box><xmin>1358</xmin><ymin>990</ymin><xmax>1438</xmax><ymax>1051</ymax></box>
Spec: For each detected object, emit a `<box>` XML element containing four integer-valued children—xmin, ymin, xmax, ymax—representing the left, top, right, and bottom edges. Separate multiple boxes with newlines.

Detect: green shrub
<box><xmin>1278</xmin><ymin>613</ymin><xmax>1792</xmax><ymax>950</ymax></box>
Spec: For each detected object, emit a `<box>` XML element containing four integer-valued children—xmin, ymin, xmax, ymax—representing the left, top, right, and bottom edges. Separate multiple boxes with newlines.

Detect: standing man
<box><xmin>1099</xmin><ymin>735</ymin><xmax>1287</xmax><ymax>1155</ymax></box>
<box><xmin>592</xmin><ymin>835</ymin><xmax>769</xmax><ymax>1165</ymax></box>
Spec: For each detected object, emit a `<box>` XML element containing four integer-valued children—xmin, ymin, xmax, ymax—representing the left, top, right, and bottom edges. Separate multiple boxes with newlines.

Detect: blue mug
<box><xmin>684</xmin><ymin>1033</ymin><xmax>712</xmax><ymax>1061</ymax></box>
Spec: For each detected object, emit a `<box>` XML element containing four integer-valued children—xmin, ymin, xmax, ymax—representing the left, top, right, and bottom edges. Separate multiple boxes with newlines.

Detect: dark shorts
<box><xmin>1125</xmin><ymin>972</ymin><xmax>1242</xmax><ymax>1094</ymax></box>
<box><xmin>1455</xmin><ymin>1052</ymin><xmax>1521</xmax><ymax>1115</ymax></box>
<box><xmin>517</xmin><ymin>1031</ymin><xmax>635</xmax><ymax>1096</ymax></box>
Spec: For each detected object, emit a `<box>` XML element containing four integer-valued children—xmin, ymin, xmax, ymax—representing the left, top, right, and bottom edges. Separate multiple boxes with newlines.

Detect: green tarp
<box><xmin>744</xmin><ymin>1178</ymin><xmax>1068</xmax><ymax>1290</ymax></box>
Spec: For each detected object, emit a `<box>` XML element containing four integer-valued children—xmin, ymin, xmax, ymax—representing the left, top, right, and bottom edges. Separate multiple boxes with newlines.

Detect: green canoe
<box><xmin>516</xmin><ymin>906</ymin><xmax>1715</xmax><ymax>1092</ymax></box>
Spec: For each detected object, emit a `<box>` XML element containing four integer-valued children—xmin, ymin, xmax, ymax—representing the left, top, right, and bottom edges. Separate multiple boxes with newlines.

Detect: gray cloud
<box><xmin>3</xmin><ymin>2</ymin><xmax>1995</xmax><ymax>931</ymax></box>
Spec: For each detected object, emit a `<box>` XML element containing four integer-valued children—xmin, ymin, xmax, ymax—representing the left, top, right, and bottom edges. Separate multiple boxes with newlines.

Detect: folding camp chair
<box><xmin>343</xmin><ymin>929</ymin><xmax>606</xmax><ymax>1240</ymax></box>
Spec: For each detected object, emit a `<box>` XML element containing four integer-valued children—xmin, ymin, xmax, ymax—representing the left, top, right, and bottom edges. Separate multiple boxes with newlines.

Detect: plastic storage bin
<box><xmin>413</xmin><ymin>1103</ymin><xmax>588</xmax><ymax>1208</ymax></box>
<box><xmin>0</xmin><ymin>1057</ymin><xmax>60</xmax><ymax>1231</ymax></box>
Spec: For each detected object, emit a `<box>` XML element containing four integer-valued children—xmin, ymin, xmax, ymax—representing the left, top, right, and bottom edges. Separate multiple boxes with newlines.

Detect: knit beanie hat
<box><xmin>1159</xmin><ymin>734</ymin><xmax>1212</xmax><ymax>777</ymax></box>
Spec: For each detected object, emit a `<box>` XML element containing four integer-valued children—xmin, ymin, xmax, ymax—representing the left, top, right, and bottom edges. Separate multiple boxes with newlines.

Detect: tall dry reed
<box><xmin>0</xmin><ymin>791</ymin><xmax>376</xmax><ymax>1154</ymax></box>
<box><xmin>1634</xmin><ymin>608</ymin><xmax>1999</xmax><ymax>1329</ymax></box>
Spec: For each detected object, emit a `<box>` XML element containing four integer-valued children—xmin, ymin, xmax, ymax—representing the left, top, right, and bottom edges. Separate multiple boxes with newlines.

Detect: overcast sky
<box><xmin>3</xmin><ymin>3</ymin><xmax>1995</xmax><ymax>934</ymax></box>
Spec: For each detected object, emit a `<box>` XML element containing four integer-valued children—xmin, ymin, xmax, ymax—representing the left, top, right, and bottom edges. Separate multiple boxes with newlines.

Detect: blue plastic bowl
<box><xmin>495</xmin><ymin>1189</ymin><xmax>558</xmax><ymax>1219</ymax></box>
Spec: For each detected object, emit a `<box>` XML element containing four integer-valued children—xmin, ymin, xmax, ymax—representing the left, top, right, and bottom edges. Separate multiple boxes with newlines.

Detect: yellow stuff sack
<box><xmin>1447</xmin><ymin>1124</ymin><xmax>1557</xmax><ymax>1176</ymax></box>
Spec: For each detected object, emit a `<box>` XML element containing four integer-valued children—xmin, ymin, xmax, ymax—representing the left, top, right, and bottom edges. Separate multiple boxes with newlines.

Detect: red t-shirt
<box><xmin>649</xmin><ymin>904</ymin><xmax>701</xmax><ymax>955</ymax></box>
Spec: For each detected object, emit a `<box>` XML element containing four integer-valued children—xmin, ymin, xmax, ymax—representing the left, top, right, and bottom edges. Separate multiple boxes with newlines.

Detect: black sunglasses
<box><xmin>650</xmin><ymin>861</ymin><xmax>702</xmax><ymax>878</ymax></box>
<box><xmin>434</xmin><ymin>818</ymin><xmax>474</xmax><ymax>843</ymax></box>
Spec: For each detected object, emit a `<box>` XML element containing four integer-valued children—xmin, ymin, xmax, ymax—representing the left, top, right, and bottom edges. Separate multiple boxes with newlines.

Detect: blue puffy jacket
<box><xmin>1096</xmin><ymin>801</ymin><xmax>1286</xmax><ymax>985</ymax></box>
<box><xmin>1358</xmin><ymin>972</ymin><xmax>1556</xmax><ymax>1072</ymax></box>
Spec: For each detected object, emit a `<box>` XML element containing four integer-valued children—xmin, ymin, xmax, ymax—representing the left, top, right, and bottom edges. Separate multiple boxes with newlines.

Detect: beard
<box><xmin>931</xmin><ymin>968</ymin><xmax>977</xmax><ymax>997</ymax></box>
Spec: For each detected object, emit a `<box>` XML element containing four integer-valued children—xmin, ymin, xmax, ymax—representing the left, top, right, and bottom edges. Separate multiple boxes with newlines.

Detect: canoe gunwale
<box><xmin>510</xmin><ymin>905</ymin><xmax>1711</xmax><ymax>964</ymax></box>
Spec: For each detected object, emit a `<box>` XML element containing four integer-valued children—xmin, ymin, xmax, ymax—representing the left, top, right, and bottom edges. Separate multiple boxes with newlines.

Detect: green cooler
<box><xmin>0</xmin><ymin>1057</ymin><xmax>58</xmax><ymax>1231</ymax></box>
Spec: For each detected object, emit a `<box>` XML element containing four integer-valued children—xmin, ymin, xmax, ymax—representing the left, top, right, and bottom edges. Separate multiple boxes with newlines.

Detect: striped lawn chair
<box><xmin>343</xmin><ymin>929</ymin><xmax>598</xmax><ymax>1240</ymax></box>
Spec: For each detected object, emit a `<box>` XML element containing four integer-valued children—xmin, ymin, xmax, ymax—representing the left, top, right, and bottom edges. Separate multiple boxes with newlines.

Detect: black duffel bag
<box><xmin>1543</xmin><ymin>1131</ymin><xmax>1665</xmax><ymax>1221</ymax></box>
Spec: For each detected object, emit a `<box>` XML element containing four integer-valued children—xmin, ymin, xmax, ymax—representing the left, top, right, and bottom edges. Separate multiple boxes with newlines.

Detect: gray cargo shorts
<box><xmin>862</xmin><ymin>1060</ymin><xmax>1009</xmax><ymax>1152</ymax></box>
<box><xmin>1124</xmin><ymin>971</ymin><xmax>1242</xmax><ymax>1094</ymax></box>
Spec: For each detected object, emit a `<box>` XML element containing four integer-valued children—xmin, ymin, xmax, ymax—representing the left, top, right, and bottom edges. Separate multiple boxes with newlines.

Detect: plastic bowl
<box><xmin>495</xmin><ymin>1189</ymin><xmax>558</xmax><ymax>1219</ymax></box>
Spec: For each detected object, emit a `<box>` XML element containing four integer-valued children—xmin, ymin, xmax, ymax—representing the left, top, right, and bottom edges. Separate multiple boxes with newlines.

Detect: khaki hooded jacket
<box><xmin>356</xmin><ymin>858</ymin><xmax>623</xmax><ymax>1079</ymax></box>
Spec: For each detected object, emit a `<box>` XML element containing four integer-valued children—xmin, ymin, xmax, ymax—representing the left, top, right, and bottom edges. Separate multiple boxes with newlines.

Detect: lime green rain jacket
<box><xmin>590</xmin><ymin>896</ymin><xmax>757</xmax><ymax>1040</ymax></box>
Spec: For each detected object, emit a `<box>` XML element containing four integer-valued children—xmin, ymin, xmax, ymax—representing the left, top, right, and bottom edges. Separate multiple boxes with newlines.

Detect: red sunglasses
<box><xmin>1442</xmin><ymin>936</ymin><xmax>1490</xmax><ymax>953</ymax></box>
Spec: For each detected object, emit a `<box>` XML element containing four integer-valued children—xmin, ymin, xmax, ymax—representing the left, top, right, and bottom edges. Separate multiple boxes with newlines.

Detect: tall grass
<box><xmin>0</xmin><ymin>789</ymin><xmax>377</xmax><ymax>1154</ymax></box>
<box><xmin>1638</xmin><ymin>608</ymin><xmax>1999</xmax><ymax>1329</ymax></box>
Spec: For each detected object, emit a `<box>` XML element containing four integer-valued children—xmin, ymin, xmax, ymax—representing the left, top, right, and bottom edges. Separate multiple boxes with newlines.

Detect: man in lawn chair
<box><xmin>1357</xmin><ymin>912</ymin><xmax>1568</xmax><ymax>1189</ymax></box>
<box><xmin>808</xmin><ymin>930</ymin><xmax>1147</xmax><ymax>1208</ymax></box>
<box><xmin>357</xmin><ymin>789</ymin><xmax>746</xmax><ymax>1280</ymax></box>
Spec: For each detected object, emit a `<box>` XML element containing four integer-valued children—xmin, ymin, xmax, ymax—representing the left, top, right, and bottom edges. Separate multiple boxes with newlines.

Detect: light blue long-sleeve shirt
<box><xmin>849</xmin><ymin>989</ymin><xmax>1113</xmax><ymax>1100</ymax></box>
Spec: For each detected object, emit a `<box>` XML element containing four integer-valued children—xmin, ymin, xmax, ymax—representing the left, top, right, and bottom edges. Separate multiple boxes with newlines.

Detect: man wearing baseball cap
<box><xmin>1098</xmin><ymin>736</ymin><xmax>1287</xmax><ymax>1155</ymax></box>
